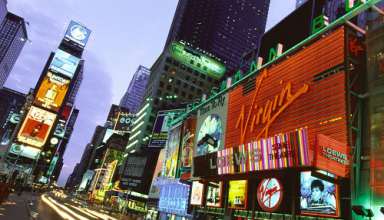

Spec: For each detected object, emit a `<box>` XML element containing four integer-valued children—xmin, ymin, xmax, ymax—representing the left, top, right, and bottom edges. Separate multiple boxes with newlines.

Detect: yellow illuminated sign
<box><xmin>228</xmin><ymin>180</ymin><xmax>247</xmax><ymax>209</ymax></box>
<box><xmin>35</xmin><ymin>71</ymin><xmax>70</xmax><ymax>112</ymax></box>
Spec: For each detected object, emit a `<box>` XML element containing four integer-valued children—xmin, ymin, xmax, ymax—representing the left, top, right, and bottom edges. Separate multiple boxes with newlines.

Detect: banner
<box><xmin>217</xmin><ymin>128</ymin><xmax>310</xmax><ymax>175</ymax></box>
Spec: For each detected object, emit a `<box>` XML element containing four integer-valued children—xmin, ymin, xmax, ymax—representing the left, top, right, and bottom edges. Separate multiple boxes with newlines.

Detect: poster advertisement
<box><xmin>300</xmin><ymin>171</ymin><xmax>338</xmax><ymax>216</ymax></box>
<box><xmin>149</xmin><ymin>109</ymin><xmax>184</xmax><ymax>148</ymax></box>
<box><xmin>49</xmin><ymin>49</ymin><xmax>80</xmax><ymax>78</ymax></box>
<box><xmin>53</xmin><ymin>119</ymin><xmax>66</xmax><ymax>138</ymax></box>
<box><xmin>164</xmin><ymin>124</ymin><xmax>182</xmax><ymax>178</ymax></box>
<box><xmin>35</xmin><ymin>71</ymin><xmax>70</xmax><ymax>112</ymax></box>
<box><xmin>157</xmin><ymin>179</ymin><xmax>190</xmax><ymax>216</ymax></box>
<box><xmin>190</xmin><ymin>181</ymin><xmax>204</xmax><ymax>205</ymax></box>
<box><xmin>64</xmin><ymin>20</ymin><xmax>91</xmax><ymax>47</ymax></box>
<box><xmin>228</xmin><ymin>180</ymin><xmax>247</xmax><ymax>209</ymax></box>
<box><xmin>257</xmin><ymin>178</ymin><xmax>283</xmax><ymax>212</ymax></box>
<box><xmin>17</xmin><ymin>106</ymin><xmax>57</xmax><ymax>148</ymax></box>
<box><xmin>180</xmin><ymin>117</ymin><xmax>196</xmax><ymax>179</ymax></box>
<box><xmin>148</xmin><ymin>149</ymin><xmax>166</xmax><ymax>199</ymax></box>
<box><xmin>195</xmin><ymin>94</ymin><xmax>228</xmax><ymax>156</ymax></box>
<box><xmin>206</xmin><ymin>182</ymin><xmax>222</xmax><ymax>207</ymax></box>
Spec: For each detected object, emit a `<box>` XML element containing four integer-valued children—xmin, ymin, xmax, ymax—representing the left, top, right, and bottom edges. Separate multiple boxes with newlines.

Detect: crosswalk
<box><xmin>41</xmin><ymin>194</ymin><xmax>118</xmax><ymax>220</ymax></box>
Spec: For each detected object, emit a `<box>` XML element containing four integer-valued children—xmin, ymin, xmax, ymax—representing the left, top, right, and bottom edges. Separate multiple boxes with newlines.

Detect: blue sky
<box><xmin>5</xmin><ymin>0</ymin><xmax>295</xmax><ymax>186</ymax></box>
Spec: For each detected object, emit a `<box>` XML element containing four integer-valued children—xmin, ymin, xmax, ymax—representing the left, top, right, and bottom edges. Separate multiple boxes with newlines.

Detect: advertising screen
<box><xmin>9</xmin><ymin>143</ymin><xmax>40</xmax><ymax>160</ymax></box>
<box><xmin>17</xmin><ymin>106</ymin><xmax>57</xmax><ymax>148</ymax></box>
<box><xmin>179</xmin><ymin>117</ymin><xmax>196</xmax><ymax>179</ymax></box>
<box><xmin>195</xmin><ymin>94</ymin><xmax>228</xmax><ymax>156</ymax></box>
<box><xmin>190</xmin><ymin>181</ymin><xmax>204</xmax><ymax>206</ymax></box>
<box><xmin>148</xmin><ymin>149</ymin><xmax>166</xmax><ymax>199</ymax></box>
<box><xmin>169</xmin><ymin>41</ymin><xmax>226</xmax><ymax>79</ymax></box>
<box><xmin>257</xmin><ymin>178</ymin><xmax>283</xmax><ymax>212</ymax></box>
<box><xmin>149</xmin><ymin>109</ymin><xmax>184</xmax><ymax>148</ymax></box>
<box><xmin>49</xmin><ymin>49</ymin><xmax>80</xmax><ymax>78</ymax></box>
<box><xmin>0</xmin><ymin>112</ymin><xmax>20</xmax><ymax>147</ymax></box>
<box><xmin>64</xmin><ymin>20</ymin><xmax>91</xmax><ymax>47</ymax></box>
<box><xmin>53</xmin><ymin>119</ymin><xmax>66</xmax><ymax>138</ymax></box>
<box><xmin>228</xmin><ymin>180</ymin><xmax>247</xmax><ymax>209</ymax></box>
<box><xmin>106</xmin><ymin>105</ymin><xmax>132</xmax><ymax>132</ymax></box>
<box><xmin>103</xmin><ymin>129</ymin><xmax>114</xmax><ymax>143</ymax></box>
<box><xmin>164</xmin><ymin>124</ymin><xmax>182</xmax><ymax>178</ymax></box>
<box><xmin>35</xmin><ymin>71</ymin><xmax>70</xmax><ymax>112</ymax></box>
<box><xmin>79</xmin><ymin>170</ymin><xmax>95</xmax><ymax>191</ymax></box>
<box><xmin>225</xmin><ymin>28</ymin><xmax>348</xmax><ymax>162</ymax></box>
<box><xmin>300</xmin><ymin>171</ymin><xmax>338</xmax><ymax>217</ymax></box>
<box><xmin>206</xmin><ymin>182</ymin><xmax>222</xmax><ymax>207</ymax></box>
<box><xmin>158</xmin><ymin>179</ymin><xmax>190</xmax><ymax>216</ymax></box>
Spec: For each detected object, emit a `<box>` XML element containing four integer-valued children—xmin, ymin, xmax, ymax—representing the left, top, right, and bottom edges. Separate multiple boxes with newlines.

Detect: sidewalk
<box><xmin>0</xmin><ymin>192</ymin><xmax>39</xmax><ymax>220</ymax></box>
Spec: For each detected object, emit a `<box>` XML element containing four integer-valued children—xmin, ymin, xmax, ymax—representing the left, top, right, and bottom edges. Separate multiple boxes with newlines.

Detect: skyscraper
<box><xmin>0</xmin><ymin>12</ymin><xmax>27</xmax><ymax>88</ymax></box>
<box><xmin>165</xmin><ymin>0</ymin><xmax>270</xmax><ymax>71</ymax></box>
<box><xmin>296</xmin><ymin>0</ymin><xmax>308</xmax><ymax>8</ymax></box>
<box><xmin>119</xmin><ymin>65</ymin><xmax>150</xmax><ymax>113</ymax></box>
<box><xmin>0</xmin><ymin>0</ymin><xmax>7</xmax><ymax>24</ymax></box>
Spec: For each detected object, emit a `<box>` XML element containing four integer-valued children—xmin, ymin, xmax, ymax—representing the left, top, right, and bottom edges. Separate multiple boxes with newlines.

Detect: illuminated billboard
<box><xmin>257</xmin><ymin>178</ymin><xmax>283</xmax><ymax>212</ymax></box>
<box><xmin>49</xmin><ymin>49</ymin><xmax>80</xmax><ymax>78</ymax></box>
<box><xmin>164</xmin><ymin>124</ymin><xmax>182</xmax><ymax>178</ymax></box>
<box><xmin>314</xmin><ymin>134</ymin><xmax>350</xmax><ymax>177</ymax></box>
<box><xmin>195</xmin><ymin>94</ymin><xmax>228</xmax><ymax>156</ymax></box>
<box><xmin>35</xmin><ymin>71</ymin><xmax>70</xmax><ymax>112</ymax></box>
<box><xmin>179</xmin><ymin>117</ymin><xmax>196</xmax><ymax>179</ymax></box>
<box><xmin>217</xmin><ymin>128</ymin><xmax>310</xmax><ymax>175</ymax></box>
<box><xmin>157</xmin><ymin>179</ymin><xmax>190</xmax><ymax>216</ymax></box>
<box><xmin>190</xmin><ymin>181</ymin><xmax>204</xmax><ymax>206</ymax></box>
<box><xmin>169</xmin><ymin>41</ymin><xmax>226</xmax><ymax>79</ymax></box>
<box><xmin>149</xmin><ymin>109</ymin><xmax>184</xmax><ymax>148</ymax></box>
<box><xmin>206</xmin><ymin>182</ymin><xmax>222</xmax><ymax>207</ymax></box>
<box><xmin>9</xmin><ymin>143</ymin><xmax>40</xmax><ymax>160</ymax></box>
<box><xmin>53</xmin><ymin>119</ymin><xmax>66</xmax><ymax>138</ymax></box>
<box><xmin>17</xmin><ymin>106</ymin><xmax>57</xmax><ymax>148</ymax></box>
<box><xmin>225</xmin><ymin>28</ymin><xmax>348</xmax><ymax>161</ymax></box>
<box><xmin>300</xmin><ymin>171</ymin><xmax>338</xmax><ymax>217</ymax></box>
<box><xmin>228</xmin><ymin>180</ymin><xmax>247</xmax><ymax>209</ymax></box>
<box><xmin>64</xmin><ymin>20</ymin><xmax>91</xmax><ymax>48</ymax></box>
<box><xmin>148</xmin><ymin>149</ymin><xmax>166</xmax><ymax>199</ymax></box>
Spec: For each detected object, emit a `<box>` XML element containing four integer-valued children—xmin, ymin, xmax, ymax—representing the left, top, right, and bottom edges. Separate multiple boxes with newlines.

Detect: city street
<box><xmin>0</xmin><ymin>192</ymin><xmax>119</xmax><ymax>220</ymax></box>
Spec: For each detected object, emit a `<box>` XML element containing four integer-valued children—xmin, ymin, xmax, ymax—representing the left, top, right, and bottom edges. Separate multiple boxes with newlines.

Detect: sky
<box><xmin>5</xmin><ymin>0</ymin><xmax>296</xmax><ymax>186</ymax></box>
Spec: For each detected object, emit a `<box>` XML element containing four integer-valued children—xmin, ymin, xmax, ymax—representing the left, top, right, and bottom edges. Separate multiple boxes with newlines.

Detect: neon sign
<box><xmin>257</xmin><ymin>178</ymin><xmax>283</xmax><ymax>212</ymax></box>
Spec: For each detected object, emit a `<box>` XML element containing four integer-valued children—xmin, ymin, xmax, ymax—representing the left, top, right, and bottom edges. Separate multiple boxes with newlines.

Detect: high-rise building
<box><xmin>165</xmin><ymin>0</ymin><xmax>270</xmax><ymax>71</ymax></box>
<box><xmin>0</xmin><ymin>12</ymin><xmax>27</xmax><ymax>88</ymax></box>
<box><xmin>296</xmin><ymin>0</ymin><xmax>307</xmax><ymax>8</ymax></box>
<box><xmin>119</xmin><ymin>65</ymin><xmax>150</xmax><ymax>113</ymax></box>
<box><xmin>0</xmin><ymin>0</ymin><xmax>7</xmax><ymax>24</ymax></box>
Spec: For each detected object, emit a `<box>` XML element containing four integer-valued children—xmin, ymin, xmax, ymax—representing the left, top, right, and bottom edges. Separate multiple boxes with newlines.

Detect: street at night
<box><xmin>0</xmin><ymin>0</ymin><xmax>384</xmax><ymax>220</ymax></box>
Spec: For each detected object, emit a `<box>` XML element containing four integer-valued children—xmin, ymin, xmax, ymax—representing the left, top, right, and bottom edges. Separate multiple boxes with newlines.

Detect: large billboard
<box><xmin>53</xmin><ymin>119</ymin><xmax>66</xmax><ymax>138</ymax></box>
<box><xmin>179</xmin><ymin>117</ymin><xmax>196</xmax><ymax>179</ymax></box>
<box><xmin>157</xmin><ymin>178</ymin><xmax>190</xmax><ymax>216</ymax></box>
<box><xmin>225</xmin><ymin>28</ymin><xmax>348</xmax><ymax>168</ymax></box>
<box><xmin>164</xmin><ymin>124</ymin><xmax>182</xmax><ymax>178</ymax></box>
<box><xmin>49</xmin><ymin>49</ymin><xmax>80</xmax><ymax>78</ymax></box>
<box><xmin>0</xmin><ymin>112</ymin><xmax>20</xmax><ymax>148</ymax></box>
<box><xmin>35</xmin><ymin>71</ymin><xmax>70</xmax><ymax>112</ymax></box>
<box><xmin>64</xmin><ymin>20</ymin><xmax>91</xmax><ymax>48</ymax></box>
<box><xmin>169</xmin><ymin>41</ymin><xmax>226</xmax><ymax>79</ymax></box>
<box><xmin>149</xmin><ymin>109</ymin><xmax>184</xmax><ymax>148</ymax></box>
<box><xmin>217</xmin><ymin>128</ymin><xmax>310</xmax><ymax>175</ymax></box>
<box><xmin>106</xmin><ymin>105</ymin><xmax>133</xmax><ymax>132</ymax></box>
<box><xmin>206</xmin><ymin>181</ymin><xmax>222</xmax><ymax>207</ymax></box>
<box><xmin>190</xmin><ymin>181</ymin><xmax>204</xmax><ymax>206</ymax></box>
<box><xmin>17</xmin><ymin>106</ymin><xmax>57</xmax><ymax>148</ymax></box>
<box><xmin>9</xmin><ymin>143</ymin><xmax>40</xmax><ymax>160</ymax></box>
<box><xmin>195</xmin><ymin>94</ymin><xmax>228</xmax><ymax>157</ymax></box>
<box><xmin>228</xmin><ymin>180</ymin><xmax>247</xmax><ymax>209</ymax></box>
<box><xmin>300</xmin><ymin>171</ymin><xmax>338</xmax><ymax>217</ymax></box>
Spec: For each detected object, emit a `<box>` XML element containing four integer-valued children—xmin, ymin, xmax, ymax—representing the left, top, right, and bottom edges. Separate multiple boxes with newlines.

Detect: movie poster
<box><xmin>164</xmin><ymin>124</ymin><xmax>182</xmax><ymax>178</ymax></box>
<box><xmin>190</xmin><ymin>181</ymin><xmax>204</xmax><ymax>205</ymax></box>
<box><xmin>228</xmin><ymin>180</ymin><xmax>247</xmax><ymax>209</ymax></box>
<box><xmin>206</xmin><ymin>182</ymin><xmax>222</xmax><ymax>207</ymax></box>
<box><xmin>300</xmin><ymin>171</ymin><xmax>338</xmax><ymax>216</ymax></box>
<box><xmin>17</xmin><ymin>106</ymin><xmax>57</xmax><ymax>148</ymax></box>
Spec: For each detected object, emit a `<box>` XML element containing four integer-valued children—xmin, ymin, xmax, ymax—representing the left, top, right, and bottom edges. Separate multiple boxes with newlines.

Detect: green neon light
<box><xmin>169</xmin><ymin>41</ymin><xmax>226</xmax><ymax>79</ymax></box>
<box><xmin>312</xmin><ymin>14</ymin><xmax>329</xmax><ymax>34</ymax></box>
<box><xmin>170</xmin><ymin>0</ymin><xmax>381</xmax><ymax>127</ymax></box>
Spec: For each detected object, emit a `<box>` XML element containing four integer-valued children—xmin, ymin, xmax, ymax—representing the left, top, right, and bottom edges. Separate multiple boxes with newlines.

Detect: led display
<box><xmin>148</xmin><ymin>149</ymin><xmax>166</xmax><ymax>199</ymax></box>
<box><xmin>17</xmin><ymin>106</ymin><xmax>57</xmax><ymax>148</ymax></box>
<box><xmin>228</xmin><ymin>180</ymin><xmax>247</xmax><ymax>209</ymax></box>
<box><xmin>158</xmin><ymin>180</ymin><xmax>190</xmax><ymax>216</ymax></box>
<box><xmin>79</xmin><ymin>170</ymin><xmax>95</xmax><ymax>191</ymax></box>
<box><xmin>65</xmin><ymin>20</ymin><xmax>91</xmax><ymax>47</ymax></box>
<box><xmin>35</xmin><ymin>71</ymin><xmax>70</xmax><ymax>112</ymax></box>
<box><xmin>9</xmin><ymin>143</ymin><xmax>40</xmax><ymax>160</ymax></box>
<box><xmin>257</xmin><ymin>178</ymin><xmax>283</xmax><ymax>212</ymax></box>
<box><xmin>195</xmin><ymin>94</ymin><xmax>228</xmax><ymax>157</ymax></box>
<box><xmin>300</xmin><ymin>171</ymin><xmax>338</xmax><ymax>217</ymax></box>
<box><xmin>179</xmin><ymin>117</ymin><xmax>196</xmax><ymax>179</ymax></box>
<box><xmin>49</xmin><ymin>49</ymin><xmax>80</xmax><ymax>78</ymax></box>
<box><xmin>206</xmin><ymin>182</ymin><xmax>222</xmax><ymax>207</ymax></box>
<box><xmin>53</xmin><ymin>119</ymin><xmax>66</xmax><ymax>138</ymax></box>
<box><xmin>169</xmin><ymin>41</ymin><xmax>226</xmax><ymax>79</ymax></box>
<box><xmin>190</xmin><ymin>181</ymin><xmax>204</xmax><ymax>206</ymax></box>
<box><xmin>103</xmin><ymin>128</ymin><xmax>114</xmax><ymax>143</ymax></box>
<box><xmin>164</xmin><ymin>124</ymin><xmax>181</xmax><ymax>178</ymax></box>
